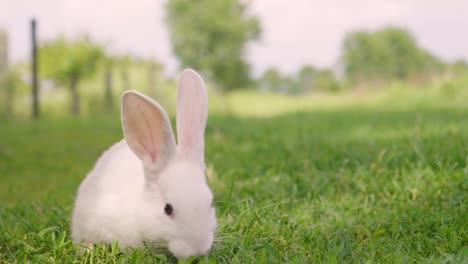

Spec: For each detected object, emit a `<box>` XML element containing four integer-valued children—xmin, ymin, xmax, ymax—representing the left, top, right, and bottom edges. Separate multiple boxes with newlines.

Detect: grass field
<box><xmin>0</xmin><ymin>89</ymin><xmax>467</xmax><ymax>263</ymax></box>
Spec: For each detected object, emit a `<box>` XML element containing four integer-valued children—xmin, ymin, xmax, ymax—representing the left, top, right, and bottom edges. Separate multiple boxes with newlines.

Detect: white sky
<box><xmin>1</xmin><ymin>0</ymin><xmax>467</xmax><ymax>76</ymax></box>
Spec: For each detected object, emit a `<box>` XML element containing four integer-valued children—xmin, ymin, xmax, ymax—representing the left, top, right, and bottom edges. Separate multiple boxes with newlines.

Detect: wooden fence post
<box><xmin>31</xmin><ymin>19</ymin><xmax>40</xmax><ymax>119</ymax></box>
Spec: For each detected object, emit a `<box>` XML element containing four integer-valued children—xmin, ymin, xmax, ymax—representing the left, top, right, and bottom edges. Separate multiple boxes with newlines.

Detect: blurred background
<box><xmin>0</xmin><ymin>1</ymin><xmax>467</xmax><ymax>262</ymax></box>
<box><xmin>0</xmin><ymin>0</ymin><xmax>467</xmax><ymax>118</ymax></box>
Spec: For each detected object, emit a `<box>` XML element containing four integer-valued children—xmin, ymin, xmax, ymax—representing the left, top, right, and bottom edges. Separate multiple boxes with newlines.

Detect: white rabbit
<box><xmin>71</xmin><ymin>69</ymin><xmax>217</xmax><ymax>257</ymax></box>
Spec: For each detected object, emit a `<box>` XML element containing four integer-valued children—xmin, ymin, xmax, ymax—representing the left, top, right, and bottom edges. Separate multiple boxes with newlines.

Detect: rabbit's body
<box><xmin>71</xmin><ymin>70</ymin><xmax>217</xmax><ymax>257</ymax></box>
<box><xmin>72</xmin><ymin>140</ymin><xmax>148</xmax><ymax>247</ymax></box>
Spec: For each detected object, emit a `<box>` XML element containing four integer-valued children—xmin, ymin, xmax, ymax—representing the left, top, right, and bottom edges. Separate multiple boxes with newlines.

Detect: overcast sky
<box><xmin>1</xmin><ymin>0</ymin><xmax>467</xmax><ymax>76</ymax></box>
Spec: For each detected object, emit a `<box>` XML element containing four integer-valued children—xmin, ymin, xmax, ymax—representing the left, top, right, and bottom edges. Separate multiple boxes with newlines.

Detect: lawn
<box><xmin>0</xmin><ymin>89</ymin><xmax>467</xmax><ymax>263</ymax></box>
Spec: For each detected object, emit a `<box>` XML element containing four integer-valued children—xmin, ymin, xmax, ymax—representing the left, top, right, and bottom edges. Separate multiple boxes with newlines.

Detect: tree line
<box><xmin>1</xmin><ymin>0</ymin><xmax>467</xmax><ymax>118</ymax></box>
<box><xmin>260</xmin><ymin>27</ymin><xmax>467</xmax><ymax>94</ymax></box>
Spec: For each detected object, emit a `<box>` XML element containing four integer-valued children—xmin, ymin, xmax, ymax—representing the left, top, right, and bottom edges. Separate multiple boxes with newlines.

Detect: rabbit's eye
<box><xmin>164</xmin><ymin>203</ymin><xmax>173</xmax><ymax>216</ymax></box>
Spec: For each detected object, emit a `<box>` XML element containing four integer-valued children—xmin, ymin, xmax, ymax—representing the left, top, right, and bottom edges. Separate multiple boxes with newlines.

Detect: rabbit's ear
<box><xmin>176</xmin><ymin>69</ymin><xmax>208</xmax><ymax>166</ymax></box>
<box><xmin>122</xmin><ymin>90</ymin><xmax>176</xmax><ymax>171</ymax></box>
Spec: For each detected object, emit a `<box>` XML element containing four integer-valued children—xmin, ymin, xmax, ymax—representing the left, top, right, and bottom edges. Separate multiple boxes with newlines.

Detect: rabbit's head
<box><xmin>121</xmin><ymin>69</ymin><xmax>216</xmax><ymax>257</ymax></box>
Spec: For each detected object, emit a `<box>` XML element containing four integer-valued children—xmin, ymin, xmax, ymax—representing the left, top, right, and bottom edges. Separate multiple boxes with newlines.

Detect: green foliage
<box><xmin>39</xmin><ymin>36</ymin><xmax>104</xmax><ymax>115</ymax></box>
<box><xmin>297</xmin><ymin>65</ymin><xmax>316</xmax><ymax>92</ymax></box>
<box><xmin>0</xmin><ymin>29</ymin><xmax>7</xmax><ymax>77</ymax></box>
<box><xmin>343</xmin><ymin>27</ymin><xmax>444</xmax><ymax>83</ymax></box>
<box><xmin>259</xmin><ymin>68</ymin><xmax>283</xmax><ymax>92</ymax></box>
<box><xmin>0</xmin><ymin>69</ymin><xmax>27</xmax><ymax>117</ymax></box>
<box><xmin>260</xmin><ymin>66</ymin><xmax>340</xmax><ymax>95</ymax></box>
<box><xmin>166</xmin><ymin>0</ymin><xmax>261</xmax><ymax>91</ymax></box>
<box><xmin>0</xmin><ymin>91</ymin><xmax>467</xmax><ymax>262</ymax></box>
<box><xmin>314</xmin><ymin>70</ymin><xmax>340</xmax><ymax>92</ymax></box>
<box><xmin>40</xmin><ymin>36</ymin><xmax>104</xmax><ymax>85</ymax></box>
<box><xmin>259</xmin><ymin>69</ymin><xmax>302</xmax><ymax>94</ymax></box>
<box><xmin>451</xmin><ymin>60</ymin><xmax>468</xmax><ymax>75</ymax></box>
<box><xmin>114</xmin><ymin>54</ymin><xmax>133</xmax><ymax>91</ymax></box>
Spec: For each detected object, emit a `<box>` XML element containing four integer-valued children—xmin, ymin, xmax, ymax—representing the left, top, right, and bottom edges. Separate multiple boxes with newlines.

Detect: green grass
<box><xmin>0</xmin><ymin>91</ymin><xmax>467</xmax><ymax>263</ymax></box>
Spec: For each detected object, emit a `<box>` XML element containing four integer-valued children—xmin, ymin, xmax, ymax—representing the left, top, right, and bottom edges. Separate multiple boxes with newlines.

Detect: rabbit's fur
<box><xmin>71</xmin><ymin>69</ymin><xmax>216</xmax><ymax>257</ymax></box>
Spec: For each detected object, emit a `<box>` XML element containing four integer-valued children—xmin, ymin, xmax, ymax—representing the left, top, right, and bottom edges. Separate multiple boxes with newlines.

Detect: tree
<box><xmin>0</xmin><ymin>69</ymin><xmax>27</xmax><ymax>117</ymax></box>
<box><xmin>103</xmin><ymin>56</ymin><xmax>114</xmax><ymax>112</ymax></box>
<box><xmin>166</xmin><ymin>0</ymin><xmax>261</xmax><ymax>91</ymax></box>
<box><xmin>39</xmin><ymin>36</ymin><xmax>103</xmax><ymax>116</ymax></box>
<box><xmin>280</xmin><ymin>76</ymin><xmax>301</xmax><ymax>95</ymax></box>
<box><xmin>342</xmin><ymin>27</ymin><xmax>443</xmax><ymax>83</ymax></box>
<box><xmin>314</xmin><ymin>70</ymin><xmax>340</xmax><ymax>92</ymax></box>
<box><xmin>342</xmin><ymin>31</ymin><xmax>375</xmax><ymax>81</ymax></box>
<box><xmin>451</xmin><ymin>60</ymin><xmax>468</xmax><ymax>75</ymax></box>
<box><xmin>297</xmin><ymin>65</ymin><xmax>316</xmax><ymax>93</ymax></box>
<box><xmin>115</xmin><ymin>54</ymin><xmax>132</xmax><ymax>92</ymax></box>
<box><xmin>0</xmin><ymin>29</ymin><xmax>7</xmax><ymax>81</ymax></box>
<box><xmin>259</xmin><ymin>68</ymin><xmax>282</xmax><ymax>92</ymax></box>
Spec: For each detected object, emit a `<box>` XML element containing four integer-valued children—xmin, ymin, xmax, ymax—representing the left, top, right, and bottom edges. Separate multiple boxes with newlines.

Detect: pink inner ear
<box><xmin>175</xmin><ymin>71</ymin><xmax>208</xmax><ymax>165</ymax></box>
<box><xmin>141</xmin><ymin>106</ymin><xmax>157</xmax><ymax>163</ymax></box>
<box><xmin>124</xmin><ymin>92</ymin><xmax>170</xmax><ymax>164</ymax></box>
<box><xmin>149</xmin><ymin>149</ymin><xmax>157</xmax><ymax>162</ymax></box>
